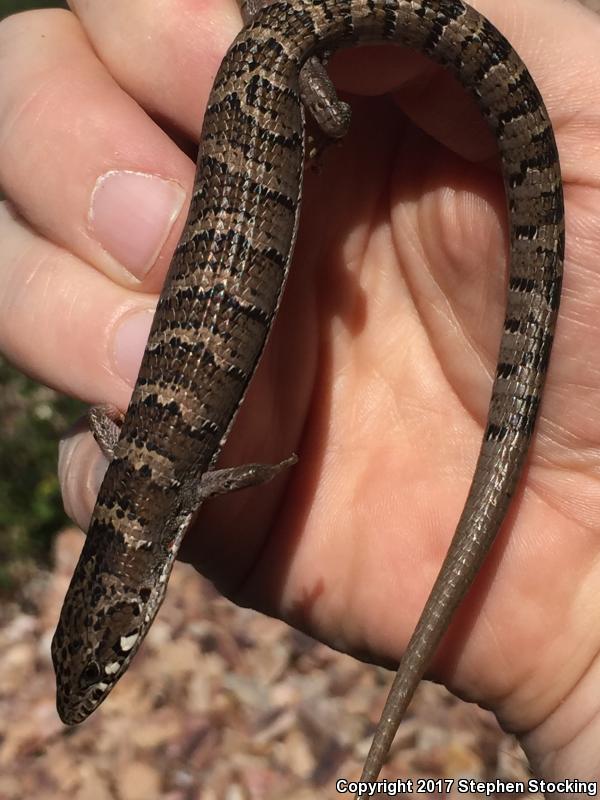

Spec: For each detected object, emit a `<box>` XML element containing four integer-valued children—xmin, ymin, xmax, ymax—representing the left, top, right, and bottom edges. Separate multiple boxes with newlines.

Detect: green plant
<box><xmin>1</xmin><ymin>1</ymin><xmax>68</xmax><ymax>21</ymax></box>
<box><xmin>0</xmin><ymin>358</ymin><xmax>83</xmax><ymax>594</ymax></box>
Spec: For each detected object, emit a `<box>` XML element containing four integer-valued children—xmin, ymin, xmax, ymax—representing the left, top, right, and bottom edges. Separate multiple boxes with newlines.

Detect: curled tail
<box><xmin>238</xmin><ymin>0</ymin><xmax>564</xmax><ymax>787</ymax></box>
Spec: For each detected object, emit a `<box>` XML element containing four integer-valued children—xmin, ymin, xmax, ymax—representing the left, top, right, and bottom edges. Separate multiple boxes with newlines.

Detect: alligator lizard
<box><xmin>52</xmin><ymin>0</ymin><xmax>564</xmax><ymax>789</ymax></box>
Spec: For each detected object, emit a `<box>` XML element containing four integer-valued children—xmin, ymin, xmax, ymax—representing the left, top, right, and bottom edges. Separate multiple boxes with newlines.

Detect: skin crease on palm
<box><xmin>1</xmin><ymin>0</ymin><xmax>600</xmax><ymax>782</ymax></box>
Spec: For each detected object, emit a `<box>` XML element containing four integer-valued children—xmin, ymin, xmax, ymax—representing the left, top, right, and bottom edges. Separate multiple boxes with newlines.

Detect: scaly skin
<box><xmin>51</xmin><ymin>0</ymin><xmax>564</xmax><ymax>791</ymax></box>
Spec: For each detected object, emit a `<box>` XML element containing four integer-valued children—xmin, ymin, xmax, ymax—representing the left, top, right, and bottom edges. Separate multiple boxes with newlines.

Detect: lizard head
<box><xmin>51</xmin><ymin>546</ymin><xmax>158</xmax><ymax>725</ymax></box>
<box><xmin>51</xmin><ymin>458</ymin><xmax>190</xmax><ymax>724</ymax></box>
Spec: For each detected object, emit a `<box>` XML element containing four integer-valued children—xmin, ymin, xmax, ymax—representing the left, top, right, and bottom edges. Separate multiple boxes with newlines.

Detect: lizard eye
<box><xmin>80</xmin><ymin>661</ymin><xmax>101</xmax><ymax>688</ymax></box>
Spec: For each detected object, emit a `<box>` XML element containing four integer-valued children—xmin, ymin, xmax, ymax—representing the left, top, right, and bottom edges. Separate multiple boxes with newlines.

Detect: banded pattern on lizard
<box><xmin>52</xmin><ymin>0</ymin><xmax>564</xmax><ymax>790</ymax></box>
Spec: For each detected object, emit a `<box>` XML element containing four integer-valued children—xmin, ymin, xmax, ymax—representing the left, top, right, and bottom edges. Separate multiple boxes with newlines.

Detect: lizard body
<box><xmin>52</xmin><ymin>0</ymin><xmax>564</xmax><ymax>789</ymax></box>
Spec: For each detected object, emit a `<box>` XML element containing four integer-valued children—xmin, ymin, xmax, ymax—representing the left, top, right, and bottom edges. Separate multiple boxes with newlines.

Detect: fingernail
<box><xmin>112</xmin><ymin>307</ymin><xmax>155</xmax><ymax>386</ymax></box>
<box><xmin>59</xmin><ymin>428</ymin><xmax>109</xmax><ymax>531</ymax></box>
<box><xmin>89</xmin><ymin>171</ymin><xmax>186</xmax><ymax>280</ymax></box>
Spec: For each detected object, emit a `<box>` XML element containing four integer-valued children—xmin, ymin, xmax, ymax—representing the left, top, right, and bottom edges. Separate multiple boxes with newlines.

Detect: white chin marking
<box><xmin>105</xmin><ymin>661</ymin><xmax>120</xmax><ymax>675</ymax></box>
<box><xmin>120</xmin><ymin>633</ymin><xmax>139</xmax><ymax>652</ymax></box>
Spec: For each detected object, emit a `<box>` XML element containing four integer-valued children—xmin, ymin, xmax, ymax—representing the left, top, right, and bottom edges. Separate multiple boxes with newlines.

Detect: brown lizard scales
<box><xmin>52</xmin><ymin>0</ymin><xmax>564</xmax><ymax>792</ymax></box>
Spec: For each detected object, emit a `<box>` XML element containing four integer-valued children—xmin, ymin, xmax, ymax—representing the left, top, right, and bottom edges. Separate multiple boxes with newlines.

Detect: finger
<box><xmin>0</xmin><ymin>10</ymin><xmax>191</xmax><ymax>290</ymax></box>
<box><xmin>59</xmin><ymin>418</ymin><xmax>108</xmax><ymax>535</ymax></box>
<box><xmin>0</xmin><ymin>201</ymin><xmax>152</xmax><ymax>409</ymax></box>
<box><xmin>68</xmin><ymin>0</ymin><xmax>242</xmax><ymax>139</ymax></box>
<box><xmin>328</xmin><ymin>0</ymin><xmax>600</xmax><ymax>180</ymax></box>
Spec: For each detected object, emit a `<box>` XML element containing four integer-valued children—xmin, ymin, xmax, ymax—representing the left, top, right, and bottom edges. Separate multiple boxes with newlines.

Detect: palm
<box><xmin>183</xmin><ymin>48</ymin><xmax>600</xmax><ymax>739</ymax></box>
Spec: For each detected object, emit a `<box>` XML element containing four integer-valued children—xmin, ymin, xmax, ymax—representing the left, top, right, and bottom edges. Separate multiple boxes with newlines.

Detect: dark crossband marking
<box><xmin>52</xmin><ymin>5</ymin><xmax>563</xmax><ymax>796</ymax></box>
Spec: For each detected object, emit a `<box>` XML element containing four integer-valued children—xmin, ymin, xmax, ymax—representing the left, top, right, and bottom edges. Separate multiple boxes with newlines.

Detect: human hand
<box><xmin>1</xmin><ymin>0</ymin><xmax>599</xmax><ymax>783</ymax></box>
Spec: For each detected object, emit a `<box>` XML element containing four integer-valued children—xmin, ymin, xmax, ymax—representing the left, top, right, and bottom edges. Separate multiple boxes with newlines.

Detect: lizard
<box><xmin>51</xmin><ymin>0</ymin><xmax>564</xmax><ymax>791</ymax></box>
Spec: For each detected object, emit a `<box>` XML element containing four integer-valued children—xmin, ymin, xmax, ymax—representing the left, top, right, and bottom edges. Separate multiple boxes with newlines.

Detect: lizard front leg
<box><xmin>88</xmin><ymin>404</ymin><xmax>297</xmax><ymax>501</ymax></box>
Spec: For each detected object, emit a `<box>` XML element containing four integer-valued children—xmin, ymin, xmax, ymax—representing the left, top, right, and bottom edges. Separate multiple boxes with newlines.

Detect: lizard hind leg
<box><xmin>299</xmin><ymin>56</ymin><xmax>351</xmax><ymax>141</ymax></box>
<box><xmin>239</xmin><ymin>0</ymin><xmax>351</xmax><ymax>161</ymax></box>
